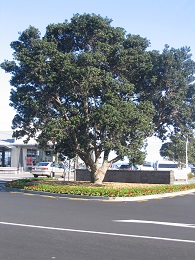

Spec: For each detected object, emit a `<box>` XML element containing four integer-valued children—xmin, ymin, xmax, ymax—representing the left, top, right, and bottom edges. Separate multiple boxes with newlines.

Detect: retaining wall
<box><xmin>76</xmin><ymin>169</ymin><xmax>175</xmax><ymax>184</ymax></box>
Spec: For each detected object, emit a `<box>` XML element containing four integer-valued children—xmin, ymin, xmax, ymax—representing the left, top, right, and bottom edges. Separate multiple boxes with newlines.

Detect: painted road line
<box><xmin>40</xmin><ymin>195</ymin><xmax>56</xmax><ymax>199</ymax></box>
<box><xmin>112</xmin><ymin>219</ymin><xmax>195</xmax><ymax>228</ymax></box>
<box><xmin>102</xmin><ymin>200</ymin><xmax>121</xmax><ymax>202</ymax></box>
<box><xmin>68</xmin><ymin>198</ymin><xmax>89</xmax><ymax>201</ymax></box>
<box><xmin>23</xmin><ymin>193</ymin><xmax>36</xmax><ymax>196</ymax></box>
<box><xmin>0</xmin><ymin>221</ymin><xmax>194</xmax><ymax>244</ymax></box>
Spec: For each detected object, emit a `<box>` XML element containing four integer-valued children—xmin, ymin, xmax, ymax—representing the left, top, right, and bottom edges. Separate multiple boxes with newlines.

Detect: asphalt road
<box><xmin>0</xmin><ymin>188</ymin><xmax>195</xmax><ymax>260</ymax></box>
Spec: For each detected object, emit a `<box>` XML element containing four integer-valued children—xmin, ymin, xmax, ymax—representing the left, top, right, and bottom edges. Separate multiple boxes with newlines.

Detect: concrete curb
<box><xmin>1</xmin><ymin>185</ymin><xmax>195</xmax><ymax>202</ymax></box>
<box><xmin>107</xmin><ymin>189</ymin><xmax>195</xmax><ymax>201</ymax></box>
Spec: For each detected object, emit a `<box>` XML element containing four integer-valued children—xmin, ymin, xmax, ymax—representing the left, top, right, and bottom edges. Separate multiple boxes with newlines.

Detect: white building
<box><xmin>0</xmin><ymin>131</ymin><xmax>54</xmax><ymax>171</ymax></box>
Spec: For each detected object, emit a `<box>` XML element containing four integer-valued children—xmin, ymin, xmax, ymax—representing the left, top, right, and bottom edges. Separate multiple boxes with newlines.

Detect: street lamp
<box><xmin>186</xmin><ymin>136</ymin><xmax>188</xmax><ymax>170</ymax></box>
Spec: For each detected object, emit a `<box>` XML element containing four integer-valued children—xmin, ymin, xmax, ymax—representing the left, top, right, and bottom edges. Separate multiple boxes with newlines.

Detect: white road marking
<box><xmin>113</xmin><ymin>219</ymin><xmax>195</xmax><ymax>228</ymax></box>
<box><xmin>0</xmin><ymin>221</ymin><xmax>195</xmax><ymax>244</ymax></box>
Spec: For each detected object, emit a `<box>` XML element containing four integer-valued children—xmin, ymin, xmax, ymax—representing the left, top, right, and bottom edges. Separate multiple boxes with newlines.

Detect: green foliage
<box><xmin>136</xmin><ymin>45</ymin><xmax>195</xmax><ymax>140</ymax></box>
<box><xmin>1</xmin><ymin>13</ymin><xmax>195</xmax><ymax>182</ymax></box>
<box><xmin>188</xmin><ymin>173</ymin><xmax>194</xmax><ymax>179</ymax></box>
<box><xmin>160</xmin><ymin>133</ymin><xmax>195</xmax><ymax>164</ymax></box>
<box><xmin>5</xmin><ymin>179</ymin><xmax>195</xmax><ymax>197</ymax></box>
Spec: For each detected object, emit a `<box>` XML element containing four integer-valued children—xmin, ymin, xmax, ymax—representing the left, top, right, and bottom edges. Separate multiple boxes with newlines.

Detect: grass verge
<box><xmin>4</xmin><ymin>178</ymin><xmax>195</xmax><ymax>197</ymax></box>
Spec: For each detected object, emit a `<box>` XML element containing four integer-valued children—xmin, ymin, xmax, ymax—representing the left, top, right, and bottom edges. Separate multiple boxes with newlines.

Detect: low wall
<box><xmin>76</xmin><ymin>169</ymin><xmax>175</xmax><ymax>184</ymax></box>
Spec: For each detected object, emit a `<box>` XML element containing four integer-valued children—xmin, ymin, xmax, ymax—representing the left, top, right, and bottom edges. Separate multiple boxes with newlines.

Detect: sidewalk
<box><xmin>0</xmin><ymin>172</ymin><xmax>74</xmax><ymax>182</ymax></box>
<box><xmin>0</xmin><ymin>172</ymin><xmax>33</xmax><ymax>180</ymax></box>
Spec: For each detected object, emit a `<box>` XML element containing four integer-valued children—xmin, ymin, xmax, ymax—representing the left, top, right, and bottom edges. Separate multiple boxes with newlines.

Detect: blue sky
<box><xmin>0</xmin><ymin>0</ymin><xmax>194</xmax><ymax>160</ymax></box>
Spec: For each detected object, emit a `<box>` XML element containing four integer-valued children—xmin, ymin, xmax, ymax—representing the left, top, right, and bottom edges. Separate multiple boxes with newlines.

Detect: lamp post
<box><xmin>51</xmin><ymin>139</ymin><xmax>56</xmax><ymax>178</ymax></box>
<box><xmin>184</xmin><ymin>136</ymin><xmax>190</xmax><ymax>182</ymax></box>
<box><xmin>186</xmin><ymin>136</ymin><xmax>188</xmax><ymax>170</ymax></box>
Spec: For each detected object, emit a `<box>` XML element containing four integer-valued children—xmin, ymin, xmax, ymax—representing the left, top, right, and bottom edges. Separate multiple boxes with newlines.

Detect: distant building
<box><xmin>0</xmin><ymin>131</ymin><xmax>54</xmax><ymax>171</ymax></box>
<box><xmin>0</xmin><ymin>131</ymin><xmax>14</xmax><ymax>167</ymax></box>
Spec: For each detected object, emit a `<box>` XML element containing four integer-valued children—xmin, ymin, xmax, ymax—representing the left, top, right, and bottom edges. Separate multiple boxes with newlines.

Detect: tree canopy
<box><xmin>160</xmin><ymin>134</ymin><xmax>195</xmax><ymax>164</ymax></box>
<box><xmin>1</xmin><ymin>13</ymin><xmax>195</xmax><ymax>183</ymax></box>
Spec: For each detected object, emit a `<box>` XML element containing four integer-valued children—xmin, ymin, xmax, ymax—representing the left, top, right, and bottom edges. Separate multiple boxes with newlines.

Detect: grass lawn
<box><xmin>5</xmin><ymin>178</ymin><xmax>195</xmax><ymax>197</ymax></box>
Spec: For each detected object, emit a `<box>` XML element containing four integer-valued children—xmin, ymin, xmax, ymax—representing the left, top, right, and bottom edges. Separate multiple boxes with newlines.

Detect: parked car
<box><xmin>110</xmin><ymin>164</ymin><xmax>119</xmax><ymax>170</ymax></box>
<box><xmin>32</xmin><ymin>162</ymin><xmax>65</xmax><ymax>178</ymax></box>
<box><xmin>137</xmin><ymin>161</ymin><xmax>154</xmax><ymax>170</ymax></box>
<box><xmin>189</xmin><ymin>164</ymin><xmax>195</xmax><ymax>173</ymax></box>
<box><xmin>154</xmin><ymin>160</ymin><xmax>178</xmax><ymax>171</ymax></box>
<box><xmin>119</xmin><ymin>164</ymin><xmax>138</xmax><ymax>170</ymax></box>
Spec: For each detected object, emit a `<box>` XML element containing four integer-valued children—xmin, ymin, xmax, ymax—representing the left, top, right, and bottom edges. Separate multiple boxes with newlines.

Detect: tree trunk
<box><xmin>93</xmin><ymin>162</ymin><xmax>111</xmax><ymax>184</ymax></box>
<box><xmin>78</xmin><ymin>150</ymin><xmax>113</xmax><ymax>184</ymax></box>
<box><xmin>93</xmin><ymin>168</ymin><xmax>106</xmax><ymax>184</ymax></box>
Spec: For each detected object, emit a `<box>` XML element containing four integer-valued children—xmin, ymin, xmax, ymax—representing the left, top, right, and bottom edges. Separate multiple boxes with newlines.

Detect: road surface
<box><xmin>0</xmin><ymin>187</ymin><xmax>195</xmax><ymax>259</ymax></box>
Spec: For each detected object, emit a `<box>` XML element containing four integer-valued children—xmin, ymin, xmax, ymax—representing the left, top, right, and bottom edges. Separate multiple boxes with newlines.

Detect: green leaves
<box><xmin>1</xmin><ymin>13</ymin><xmax>195</xmax><ymax>182</ymax></box>
<box><xmin>160</xmin><ymin>133</ymin><xmax>195</xmax><ymax>164</ymax></box>
<box><xmin>143</xmin><ymin>46</ymin><xmax>195</xmax><ymax>139</ymax></box>
<box><xmin>6</xmin><ymin>179</ymin><xmax>195</xmax><ymax>197</ymax></box>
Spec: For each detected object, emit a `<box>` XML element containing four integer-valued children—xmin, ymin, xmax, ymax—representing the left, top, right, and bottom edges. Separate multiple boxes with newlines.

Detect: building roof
<box><xmin>14</xmin><ymin>136</ymin><xmax>38</xmax><ymax>145</ymax></box>
<box><xmin>0</xmin><ymin>131</ymin><xmax>14</xmax><ymax>149</ymax></box>
<box><xmin>0</xmin><ymin>131</ymin><xmax>38</xmax><ymax>148</ymax></box>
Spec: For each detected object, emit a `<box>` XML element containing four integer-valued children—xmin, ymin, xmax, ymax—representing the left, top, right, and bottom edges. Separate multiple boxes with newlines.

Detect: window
<box><xmin>26</xmin><ymin>149</ymin><xmax>37</xmax><ymax>165</ymax></box>
<box><xmin>158</xmin><ymin>164</ymin><xmax>178</xmax><ymax>168</ymax></box>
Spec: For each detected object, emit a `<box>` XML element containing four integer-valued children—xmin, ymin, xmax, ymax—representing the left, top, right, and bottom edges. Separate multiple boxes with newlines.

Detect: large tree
<box><xmin>134</xmin><ymin>45</ymin><xmax>195</xmax><ymax>140</ymax></box>
<box><xmin>1</xmin><ymin>14</ymin><xmax>195</xmax><ymax>183</ymax></box>
<box><xmin>160</xmin><ymin>134</ymin><xmax>195</xmax><ymax>164</ymax></box>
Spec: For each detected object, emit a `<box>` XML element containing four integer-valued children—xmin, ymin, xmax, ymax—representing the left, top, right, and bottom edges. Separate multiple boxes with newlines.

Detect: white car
<box><xmin>137</xmin><ymin>162</ymin><xmax>154</xmax><ymax>170</ymax></box>
<box><xmin>32</xmin><ymin>162</ymin><xmax>65</xmax><ymax>178</ymax></box>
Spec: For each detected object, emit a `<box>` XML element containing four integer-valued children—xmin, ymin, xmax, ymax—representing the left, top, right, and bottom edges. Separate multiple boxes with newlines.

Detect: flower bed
<box><xmin>5</xmin><ymin>178</ymin><xmax>195</xmax><ymax>197</ymax></box>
